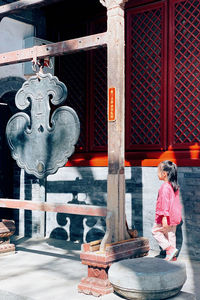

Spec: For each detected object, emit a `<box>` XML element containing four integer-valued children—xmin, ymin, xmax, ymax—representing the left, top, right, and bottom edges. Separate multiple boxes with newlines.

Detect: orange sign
<box><xmin>108</xmin><ymin>87</ymin><xmax>116</xmax><ymax>121</ymax></box>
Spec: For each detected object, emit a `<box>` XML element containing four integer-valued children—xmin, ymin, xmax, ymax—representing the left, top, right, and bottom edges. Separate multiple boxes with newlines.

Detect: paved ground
<box><xmin>0</xmin><ymin>237</ymin><xmax>199</xmax><ymax>300</ymax></box>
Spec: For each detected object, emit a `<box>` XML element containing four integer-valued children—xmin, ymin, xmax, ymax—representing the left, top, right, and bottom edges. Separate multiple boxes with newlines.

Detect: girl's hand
<box><xmin>161</xmin><ymin>216</ymin><xmax>168</xmax><ymax>232</ymax></box>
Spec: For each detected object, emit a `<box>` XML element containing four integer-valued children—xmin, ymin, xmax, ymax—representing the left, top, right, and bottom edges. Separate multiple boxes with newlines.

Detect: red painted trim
<box><xmin>125</xmin><ymin>149</ymin><xmax>200</xmax><ymax>166</ymax></box>
<box><xmin>67</xmin><ymin>150</ymin><xmax>200</xmax><ymax>167</ymax></box>
<box><xmin>125</xmin><ymin>0</ymin><xmax>163</xmax><ymax>10</ymax></box>
<box><xmin>66</xmin><ymin>152</ymin><xmax>108</xmax><ymax>166</ymax></box>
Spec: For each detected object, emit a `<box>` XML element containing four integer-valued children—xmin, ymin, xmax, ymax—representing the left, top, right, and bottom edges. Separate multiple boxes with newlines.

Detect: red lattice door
<box><xmin>169</xmin><ymin>0</ymin><xmax>200</xmax><ymax>150</ymax></box>
<box><xmin>90</xmin><ymin>47</ymin><xmax>107</xmax><ymax>151</ymax></box>
<box><xmin>57</xmin><ymin>17</ymin><xmax>107</xmax><ymax>153</ymax></box>
<box><xmin>89</xmin><ymin>18</ymin><xmax>107</xmax><ymax>152</ymax></box>
<box><xmin>58</xmin><ymin>52</ymin><xmax>88</xmax><ymax>152</ymax></box>
<box><xmin>126</xmin><ymin>2</ymin><xmax>167</xmax><ymax>151</ymax></box>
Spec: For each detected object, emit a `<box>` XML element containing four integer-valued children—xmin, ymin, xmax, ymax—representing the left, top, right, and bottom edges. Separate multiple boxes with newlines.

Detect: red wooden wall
<box><xmin>125</xmin><ymin>0</ymin><xmax>200</xmax><ymax>166</ymax></box>
<box><xmin>46</xmin><ymin>0</ymin><xmax>200</xmax><ymax>167</ymax></box>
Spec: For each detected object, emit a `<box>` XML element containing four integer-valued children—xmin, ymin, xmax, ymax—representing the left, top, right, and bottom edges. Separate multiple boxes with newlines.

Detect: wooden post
<box><xmin>100</xmin><ymin>0</ymin><xmax>129</xmax><ymax>247</ymax></box>
<box><xmin>78</xmin><ymin>2</ymin><xmax>150</xmax><ymax>295</ymax></box>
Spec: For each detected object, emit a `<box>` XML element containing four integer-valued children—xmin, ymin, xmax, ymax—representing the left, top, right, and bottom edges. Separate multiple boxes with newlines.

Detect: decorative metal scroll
<box><xmin>6</xmin><ymin>73</ymin><xmax>80</xmax><ymax>179</ymax></box>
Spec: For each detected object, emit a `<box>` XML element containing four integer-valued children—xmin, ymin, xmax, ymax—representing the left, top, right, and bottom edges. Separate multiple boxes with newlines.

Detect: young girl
<box><xmin>152</xmin><ymin>160</ymin><xmax>182</xmax><ymax>261</ymax></box>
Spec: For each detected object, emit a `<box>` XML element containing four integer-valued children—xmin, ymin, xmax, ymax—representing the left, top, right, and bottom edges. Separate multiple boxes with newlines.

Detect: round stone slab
<box><xmin>108</xmin><ymin>257</ymin><xmax>187</xmax><ymax>300</ymax></box>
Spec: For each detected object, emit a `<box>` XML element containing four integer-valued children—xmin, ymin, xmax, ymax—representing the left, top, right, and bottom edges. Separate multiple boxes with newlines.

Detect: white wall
<box><xmin>0</xmin><ymin>17</ymin><xmax>34</xmax><ymax>79</ymax></box>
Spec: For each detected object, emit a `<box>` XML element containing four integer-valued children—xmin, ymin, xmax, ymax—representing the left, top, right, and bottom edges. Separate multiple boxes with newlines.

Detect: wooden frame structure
<box><xmin>0</xmin><ymin>33</ymin><xmax>108</xmax><ymax>66</ymax></box>
<box><xmin>0</xmin><ymin>0</ymin><xmax>129</xmax><ymax>245</ymax></box>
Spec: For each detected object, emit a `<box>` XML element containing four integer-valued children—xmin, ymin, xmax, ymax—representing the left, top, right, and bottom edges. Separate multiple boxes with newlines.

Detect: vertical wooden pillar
<box><xmin>78</xmin><ymin>2</ymin><xmax>150</xmax><ymax>295</ymax></box>
<box><xmin>100</xmin><ymin>0</ymin><xmax>129</xmax><ymax>245</ymax></box>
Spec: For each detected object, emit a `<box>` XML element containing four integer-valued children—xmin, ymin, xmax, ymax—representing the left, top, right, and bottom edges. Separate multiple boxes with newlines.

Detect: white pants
<box><xmin>152</xmin><ymin>223</ymin><xmax>177</xmax><ymax>250</ymax></box>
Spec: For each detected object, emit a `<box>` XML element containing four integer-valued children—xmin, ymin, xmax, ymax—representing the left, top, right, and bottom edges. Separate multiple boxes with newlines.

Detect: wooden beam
<box><xmin>0</xmin><ymin>0</ymin><xmax>63</xmax><ymax>18</ymax></box>
<box><xmin>0</xmin><ymin>198</ymin><xmax>107</xmax><ymax>217</ymax></box>
<box><xmin>0</xmin><ymin>32</ymin><xmax>107</xmax><ymax>66</ymax></box>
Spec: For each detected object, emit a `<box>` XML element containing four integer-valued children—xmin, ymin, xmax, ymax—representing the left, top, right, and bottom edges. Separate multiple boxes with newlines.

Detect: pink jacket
<box><xmin>155</xmin><ymin>182</ymin><xmax>182</xmax><ymax>226</ymax></box>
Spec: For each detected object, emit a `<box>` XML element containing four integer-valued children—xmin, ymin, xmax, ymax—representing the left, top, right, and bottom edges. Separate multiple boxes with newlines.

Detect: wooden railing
<box><xmin>0</xmin><ymin>199</ymin><xmax>107</xmax><ymax>217</ymax></box>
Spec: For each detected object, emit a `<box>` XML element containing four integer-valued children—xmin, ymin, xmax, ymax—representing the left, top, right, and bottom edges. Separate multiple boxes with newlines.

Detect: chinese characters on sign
<box><xmin>108</xmin><ymin>87</ymin><xmax>116</xmax><ymax>121</ymax></box>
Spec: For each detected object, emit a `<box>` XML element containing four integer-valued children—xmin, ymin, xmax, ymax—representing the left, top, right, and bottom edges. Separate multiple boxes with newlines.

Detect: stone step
<box><xmin>108</xmin><ymin>257</ymin><xmax>187</xmax><ymax>299</ymax></box>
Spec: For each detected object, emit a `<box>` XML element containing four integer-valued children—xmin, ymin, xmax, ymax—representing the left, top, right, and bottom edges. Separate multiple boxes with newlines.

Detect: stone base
<box><xmin>108</xmin><ymin>257</ymin><xmax>187</xmax><ymax>299</ymax></box>
<box><xmin>0</xmin><ymin>220</ymin><xmax>16</xmax><ymax>256</ymax></box>
<box><xmin>78</xmin><ymin>277</ymin><xmax>113</xmax><ymax>297</ymax></box>
<box><xmin>171</xmin><ymin>291</ymin><xmax>196</xmax><ymax>300</ymax></box>
<box><xmin>0</xmin><ymin>243</ymin><xmax>15</xmax><ymax>255</ymax></box>
<box><xmin>78</xmin><ymin>237</ymin><xmax>149</xmax><ymax>297</ymax></box>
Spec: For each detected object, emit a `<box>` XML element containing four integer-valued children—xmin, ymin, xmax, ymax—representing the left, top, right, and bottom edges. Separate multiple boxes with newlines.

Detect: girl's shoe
<box><xmin>172</xmin><ymin>256</ymin><xmax>177</xmax><ymax>261</ymax></box>
<box><xmin>165</xmin><ymin>247</ymin><xmax>179</xmax><ymax>261</ymax></box>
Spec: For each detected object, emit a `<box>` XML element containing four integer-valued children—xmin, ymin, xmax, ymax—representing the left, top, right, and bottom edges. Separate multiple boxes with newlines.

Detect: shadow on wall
<box><xmin>49</xmin><ymin>191</ymin><xmax>106</xmax><ymax>243</ymax></box>
<box><xmin>178</xmin><ymin>169</ymin><xmax>200</xmax><ymax>259</ymax></box>
<box><xmin>21</xmin><ymin>172</ymin><xmax>106</xmax><ymax>243</ymax></box>
<box><xmin>126</xmin><ymin>167</ymin><xmax>143</xmax><ymax>237</ymax></box>
<box><xmin>46</xmin><ymin>168</ymin><xmax>107</xmax><ymax>243</ymax></box>
<box><xmin>19</xmin><ymin>166</ymin><xmax>145</xmax><ymax>244</ymax></box>
<box><xmin>18</xmin><ymin>167</ymin><xmax>145</xmax><ymax>243</ymax></box>
<box><xmin>47</xmin><ymin>167</ymin><xmax>145</xmax><ymax>244</ymax></box>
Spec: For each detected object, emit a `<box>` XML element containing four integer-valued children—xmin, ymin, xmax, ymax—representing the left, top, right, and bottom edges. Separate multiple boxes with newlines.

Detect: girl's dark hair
<box><xmin>160</xmin><ymin>160</ymin><xmax>179</xmax><ymax>192</ymax></box>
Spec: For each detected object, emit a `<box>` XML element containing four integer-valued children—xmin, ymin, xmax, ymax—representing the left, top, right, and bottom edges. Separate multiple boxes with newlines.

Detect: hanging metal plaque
<box><xmin>6</xmin><ymin>73</ymin><xmax>80</xmax><ymax>179</ymax></box>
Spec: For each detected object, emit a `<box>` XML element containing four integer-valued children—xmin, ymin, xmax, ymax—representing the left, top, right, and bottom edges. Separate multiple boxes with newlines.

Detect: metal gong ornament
<box><xmin>6</xmin><ymin>73</ymin><xmax>80</xmax><ymax>179</ymax></box>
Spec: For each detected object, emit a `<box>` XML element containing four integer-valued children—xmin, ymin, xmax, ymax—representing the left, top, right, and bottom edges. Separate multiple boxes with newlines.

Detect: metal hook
<box><xmin>32</xmin><ymin>45</ymin><xmax>39</xmax><ymax>73</ymax></box>
<box><xmin>48</xmin><ymin>57</ymin><xmax>53</xmax><ymax>69</ymax></box>
<box><xmin>32</xmin><ymin>61</ymin><xmax>38</xmax><ymax>72</ymax></box>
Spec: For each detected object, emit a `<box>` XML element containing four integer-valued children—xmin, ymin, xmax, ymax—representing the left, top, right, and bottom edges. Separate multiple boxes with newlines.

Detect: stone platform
<box><xmin>78</xmin><ymin>237</ymin><xmax>150</xmax><ymax>297</ymax></box>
